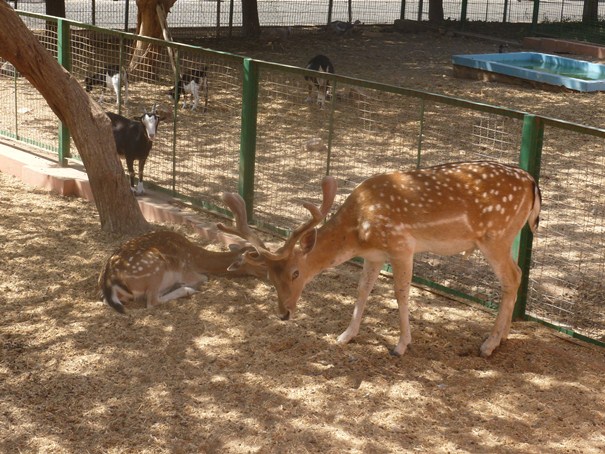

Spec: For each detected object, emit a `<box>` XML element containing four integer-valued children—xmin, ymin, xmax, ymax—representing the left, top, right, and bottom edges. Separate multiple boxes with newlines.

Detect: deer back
<box><xmin>336</xmin><ymin>161</ymin><xmax>541</xmax><ymax>256</ymax></box>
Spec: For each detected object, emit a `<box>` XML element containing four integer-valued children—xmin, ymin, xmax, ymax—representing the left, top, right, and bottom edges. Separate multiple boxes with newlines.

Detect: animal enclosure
<box><xmin>2</xmin><ymin>11</ymin><xmax>605</xmax><ymax>453</ymax></box>
<box><xmin>1</xmin><ymin>13</ymin><xmax>605</xmax><ymax>349</ymax></box>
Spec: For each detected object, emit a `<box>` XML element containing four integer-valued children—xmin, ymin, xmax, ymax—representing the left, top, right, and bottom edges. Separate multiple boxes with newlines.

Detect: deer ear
<box><xmin>227</xmin><ymin>256</ymin><xmax>245</xmax><ymax>272</ymax></box>
<box><xmin>228</xmin><ymin>248</ymin><xmax>264</xmax><ymax>270</ymax></box>
<box><xmin>299</xmin><ymin>228</ymin><xmax>317</xmax><ymax>254</ymax></box>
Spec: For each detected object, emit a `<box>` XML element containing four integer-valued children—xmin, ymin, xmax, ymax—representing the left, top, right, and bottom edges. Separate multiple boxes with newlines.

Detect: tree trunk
<box><xmin>428</xmin><ymin>0</ymin><xmax>444</xmax><ymax>23</ymax></box>
<box><xmin>242</xmin><ymin>0</ymin><xmax>260</xmax><ymax>39</ymax></box>
<box><xmin>0</xmin><ymin>2</ymin><xmax>150</xmax><ymax>234</ymax></box>
<box><xmin>130</xmin><ymin>0</ymin><xmax>176</xmax><ymax>78</ymax></box>
<box><xmin>582</xmin><ymin>0</ymin><xmax>599</xmax><ymax>24</ymax></box>
<box><xmin>45</xmin><ymin>0</ymin><xmax>66</xmax><ymax>18</ymax></box>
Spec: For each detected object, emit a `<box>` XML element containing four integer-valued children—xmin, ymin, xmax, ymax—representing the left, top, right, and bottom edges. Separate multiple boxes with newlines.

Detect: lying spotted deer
<box><xmin>219</xmin><ymin>161</ymin><xmax>541</xmax><ymax>357</ymax></box>
<box><xmin>99</xmin><ymin>228</ymin><xmax>267</xmax><ymax>314</ymax></box>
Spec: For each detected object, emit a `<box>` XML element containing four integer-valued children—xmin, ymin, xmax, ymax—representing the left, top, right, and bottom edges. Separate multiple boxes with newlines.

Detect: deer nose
<box><xmin>280</xmin><ymin>311</ymin><xmax>290</xmax><ymax>321</ymax></box>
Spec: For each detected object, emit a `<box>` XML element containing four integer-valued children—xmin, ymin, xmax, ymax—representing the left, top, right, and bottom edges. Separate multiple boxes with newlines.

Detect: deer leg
<box><xmin>144</xmin><ymin>287</ymin><xmax>161</xmax><ymax>308</ymax></box>
<box><xmin>337</xmin><ymin>260</ymin><xmax>383</xmax><ymax>345</ymax></box>
<box><xmin>390</xmin><ymin>254</ymin><xmax>414</xmax><ymax>356</ymax></box>
<box><xmin>157</xmin><ymin>286</ymin><xmax>198</xmax><ymax>304</ymax></box>
<box><xmin>157</xmin><ymin>273</ymin><xmax>208</xmax><ymax>304</ymax></box>
<box><xmin>478</xmin><ymin>243</ymin><xmax>522</xmax><ymax>357</ymax></box>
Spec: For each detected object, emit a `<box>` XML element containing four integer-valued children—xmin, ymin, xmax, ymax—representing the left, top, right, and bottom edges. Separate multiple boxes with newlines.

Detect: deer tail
<box><xmin>528</xmin><ymin>182</ymin><xmax>542</xmax><ymax>234</ymax></box>
<box><xmin>98</xmin><ymin>261</ymin><xmax>127</xmax><ymax>314</ymax></box>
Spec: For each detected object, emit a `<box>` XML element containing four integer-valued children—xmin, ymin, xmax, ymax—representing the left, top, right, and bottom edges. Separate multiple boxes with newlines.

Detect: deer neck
<box><xmin>190</xmin><ymin>246</ymin><xmax>239</xmax><ymax>275</ymax></box>
<box><xmin>305</xmin><ymin>215</ymin><xmax>359</xmax><ymax>273</ymax></box>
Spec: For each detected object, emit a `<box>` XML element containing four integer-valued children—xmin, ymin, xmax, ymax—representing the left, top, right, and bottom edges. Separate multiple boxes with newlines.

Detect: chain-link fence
<box><xmin>8</xmin><ymin>0</ymin><xmax>605</xmax><ymax>43</ymax></box>
<box><xmin>2</xmin><ymin>12</ymin><xmax>604</xmax><ymax>347</ymax></box>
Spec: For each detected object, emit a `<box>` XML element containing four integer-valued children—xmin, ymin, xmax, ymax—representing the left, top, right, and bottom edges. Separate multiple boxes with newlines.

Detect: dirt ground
<box><xmin>204</xmin><ymin>25</ymin><xmax>605</xmax><ymax>130</ymax></box>
<box><xmin>2</xmin><ymin>27</ymin><xmax>605</xmax><ymax>453</ymax></box>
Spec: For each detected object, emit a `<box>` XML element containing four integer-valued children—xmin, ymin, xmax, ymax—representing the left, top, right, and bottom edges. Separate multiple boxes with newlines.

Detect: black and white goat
<box><xmin>304</xmin><ymin>55</ymin><xmax>334</xmax><ymax>109</ymax></box>
<box><xmin>327</xmin><ymin>20</ymin><xmax>361</xmax><ymax>36</ymax></box>
<box><xmin>85</xmin><ymin>65</ymin><xmax>129</xmax><ymax>106</ymax></box>
<box><xmin>167</xmin><ymin>67</ymin><xmax>208</xmax><ymax>111</ymax></box>
<box><xmin>107</xmin><ymin>105</ymin><xmax>160</xmax><ymax>195</ymax></box>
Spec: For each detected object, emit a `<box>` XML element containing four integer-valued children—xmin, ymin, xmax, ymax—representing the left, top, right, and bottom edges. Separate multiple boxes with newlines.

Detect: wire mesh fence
<box><xmin>528</xmin><ymin>125</ymin><xmax>605</xmax><ymax>341</ymax></box>
<box><xmin>8</xmin><ymin>0</ymin><xmax>605</xmax><ymax>43</ymax></box>
<box><xmin>2</xmin><ymin>12</ymin><xmax>605</xmax><ymax>346</ymax></box>
<box><xmin>65</xmin><ymin>22</ymin><xmax>246</xmax><ymax>203</ymax></box>
<box><xmin>0</xmin><ymin>26</ymin><xmax>59</xmax><ymax>153</ymax></box>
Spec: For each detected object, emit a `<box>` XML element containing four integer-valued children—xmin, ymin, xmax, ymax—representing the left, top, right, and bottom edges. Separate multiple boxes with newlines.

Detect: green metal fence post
<box><xmin>416</xmin><ymin>98</ymin><xmax>425</xmax><ymax>168</ymax></box>
<box><xmin>118</xmin><ymin>34</ymin><xmax>125</xmax><ymax>114</ymax></box>
<box><xmin>13</xmin><ymin>68</ymin><xmax>18</xmax><ymax>140</ymax></box>
<box><xmin>325</xmin><ymin>80</ymin><xmax>337</xmax><ymax>176</ymax></box>
<box><xmin>513</xmin><ymin>114</ymin><xmax>543</xmax><ymax>320</ymax></box>
<box><xmin>57</xmin><ymin>18</ymin><xmax>71</xmax><ymax>166</ymax></box>
<box><xmin>171</xmin><ymin>48</ymin><xmax>181</xmax><ymax>195</ymax></box>
<box><xmin>239</xmin><ymin>58</ymin><xmax>260</xmax><ymax>222</ymax></box>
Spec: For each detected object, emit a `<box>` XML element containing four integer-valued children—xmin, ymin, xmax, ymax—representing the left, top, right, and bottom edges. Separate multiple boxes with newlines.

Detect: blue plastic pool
<box><xmin>452</xmin><ymin>52</ymin><xmax>605</xmax><ymax>92</ymax></box>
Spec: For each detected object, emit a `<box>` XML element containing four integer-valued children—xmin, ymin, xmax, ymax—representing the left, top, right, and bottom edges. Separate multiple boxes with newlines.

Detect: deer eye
<box><xmin>291</xmin><ymin>270</ymin><xmax>300</xmax><ymax>281</ymax></box>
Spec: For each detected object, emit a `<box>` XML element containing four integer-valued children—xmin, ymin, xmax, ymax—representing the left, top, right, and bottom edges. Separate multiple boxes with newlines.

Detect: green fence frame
<box><xmin>3</xmin><ymin>12</ymin><xmax>605</xmax><ymax>348</ymax></box>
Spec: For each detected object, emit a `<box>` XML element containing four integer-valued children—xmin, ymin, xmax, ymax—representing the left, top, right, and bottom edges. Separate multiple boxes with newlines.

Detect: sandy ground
<box><xmin>2</xmin><ymin>26</ymin><xmax>605</xmax><ymax>453</ymax></box>
<box><xmin>204</xmin><ymin>25</ymin><xmax>605</xmax><ymax>129</ymax></box>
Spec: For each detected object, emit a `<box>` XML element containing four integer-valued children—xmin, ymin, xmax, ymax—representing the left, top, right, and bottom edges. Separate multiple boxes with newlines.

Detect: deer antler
<box><xmin>217</xmin><ymin>192</ymin><xmax>268</xmax><ymax>250</ymax></box>
<box><xmin>272</xmin><ymin>175</ymin><xmax>338</xmax><ymax>259</ymax></box>
<box><xmin>219</xmin><ymin>176</ymin><xmax>338</xmax><ymax>261</ymax></box>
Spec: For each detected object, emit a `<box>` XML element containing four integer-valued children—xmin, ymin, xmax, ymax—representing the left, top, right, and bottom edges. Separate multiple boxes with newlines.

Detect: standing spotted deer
<box><xmin>99</xmin><ymin>229</ymin><xmax>267</xmax><ymax>314</ymax></box>
<box><xmin>219</xmin><ymin>161</ymin><xmax>541</xmax><ymax>357</ymax></box>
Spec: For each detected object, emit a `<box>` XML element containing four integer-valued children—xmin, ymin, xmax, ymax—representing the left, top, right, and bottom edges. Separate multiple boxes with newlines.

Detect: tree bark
<box><xmin>242</xmin><ymin>0</ymin><xmax>260</xmax><ymax>39</ymax></box>
<box><xmin>428</xmin><ymin>0</ymin><xmax>444</xmax><ymax>23</ymax></box>
<box><xmin>45</xmin><ymin>0</ymin><xmax>66</xmax><ymax>18</ymax></box>
<box><xmin>582</xmin><ymin>0</ymin><xmax>599</xmax><ymax>24</ymax></box>
<box><xmin>130</xmin><ymin>0</ymin><xmax>176</xmax><ymax>77</ymax></box>
<box><xmin>0</xmin><ymin>2</ymin><xmax>150</xmax><ymax>234</ymax></box>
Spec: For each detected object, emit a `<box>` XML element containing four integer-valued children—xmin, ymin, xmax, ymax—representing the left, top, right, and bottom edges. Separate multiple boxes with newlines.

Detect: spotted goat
<box><xmin>220</xmin><ymin>161</ymin><xmax>542</xmax><ymax>357</ymax></box>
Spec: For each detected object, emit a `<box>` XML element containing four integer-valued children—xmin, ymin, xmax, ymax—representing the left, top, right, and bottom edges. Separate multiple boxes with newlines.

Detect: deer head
<box><xmin>219</xmin><ymin>177</ymin><xmax>337</xmax><ymax>319</ymax></box>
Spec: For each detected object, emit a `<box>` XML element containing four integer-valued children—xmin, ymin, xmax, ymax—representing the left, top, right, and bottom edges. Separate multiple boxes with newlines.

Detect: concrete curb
<box><xmin>0</xmin><ymin>140</ymin><xmax>245</xmax><ymax>247</ymax></box>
